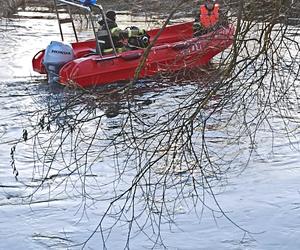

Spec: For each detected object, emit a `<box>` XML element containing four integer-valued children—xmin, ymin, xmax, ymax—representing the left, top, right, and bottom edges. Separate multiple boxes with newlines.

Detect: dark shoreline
<box><xmin>1</xmin><ymin>0</ymin><xmax>300</xmax><ymax>23</ymax></box>
<box><xmin>0</xmin><ymin>0</ymin><xmax>25</xmax><ymax>17</ymax></box>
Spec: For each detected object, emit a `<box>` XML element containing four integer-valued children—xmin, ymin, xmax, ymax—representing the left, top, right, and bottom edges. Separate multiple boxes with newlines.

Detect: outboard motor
<box><xmin>43</xmin><ymin>41</ymin><xmax>75</xmax><ymax>84</ymax></box>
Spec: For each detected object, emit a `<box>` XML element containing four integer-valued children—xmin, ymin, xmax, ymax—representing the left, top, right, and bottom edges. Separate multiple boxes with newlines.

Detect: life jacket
<box><xmin>199</xmin><ymin>3</ymin><xmax>219</xmax><ymax>29</ymax></box>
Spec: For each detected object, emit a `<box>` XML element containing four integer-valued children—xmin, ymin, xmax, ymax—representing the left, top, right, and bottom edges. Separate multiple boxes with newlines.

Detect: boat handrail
<box><xmin>55</xmin><ymin>0</ymin><xmax>118</xmax><ymax>57</ymax></box>
<box><xmin>58</xmin><ymin>0</ymin><xmax>91</xmax><ymax>11</ymax></box>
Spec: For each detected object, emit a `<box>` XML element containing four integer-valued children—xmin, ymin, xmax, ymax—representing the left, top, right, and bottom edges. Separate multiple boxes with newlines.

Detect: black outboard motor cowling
<box><xmin>43</xmin><ymin>41</ymin><xmax>75</xmax><ymax>84</ymax></box>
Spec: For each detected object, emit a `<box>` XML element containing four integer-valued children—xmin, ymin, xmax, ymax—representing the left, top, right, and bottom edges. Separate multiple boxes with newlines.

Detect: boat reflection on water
<box><xmin>36</xmin><ymin>62</ymin><xmax>223</xmax><ymax>123</ymax></box>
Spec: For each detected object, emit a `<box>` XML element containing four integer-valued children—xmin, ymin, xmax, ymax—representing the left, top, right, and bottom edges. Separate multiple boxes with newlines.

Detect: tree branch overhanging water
<box><xmin>9</xmin><ymin>0</ymin><xmax>300</xmax><ymax>248</ymax></box>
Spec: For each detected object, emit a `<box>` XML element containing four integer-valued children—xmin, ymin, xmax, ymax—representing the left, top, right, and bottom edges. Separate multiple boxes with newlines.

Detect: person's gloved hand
<box><xmin>138</xmin><ymin>29</ymin><xmax>146</xmax><ymax>35</ymax></box>
<box><xmin>128</xmin><ymin>28</ymin><xmax>146</xmax><ymax>37</ymax></box>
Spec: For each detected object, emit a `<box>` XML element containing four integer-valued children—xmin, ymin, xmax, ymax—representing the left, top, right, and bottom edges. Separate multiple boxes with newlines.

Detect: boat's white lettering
<box><xmin>184</xmin><ymin>42</ymin><xmax>203</xmax><ymax>54</ymax></box>
<box><xmin>51</xmin><ymin>49</ymin><xmax>71</xmax><ymax>55</ymax></box>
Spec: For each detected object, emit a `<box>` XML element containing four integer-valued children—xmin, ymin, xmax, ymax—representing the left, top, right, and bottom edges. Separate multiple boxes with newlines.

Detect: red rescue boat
<box><xmin>32</xmin><ymin>0</ymin><xmax>234</xmax><ymax>88</ymax></box>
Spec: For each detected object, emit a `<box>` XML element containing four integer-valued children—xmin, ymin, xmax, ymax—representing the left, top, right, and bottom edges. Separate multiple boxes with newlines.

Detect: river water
<box><xmin>1</xmin><ymin>9</ymin><xmax>300</xmax><ymax>250</ymax></box>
